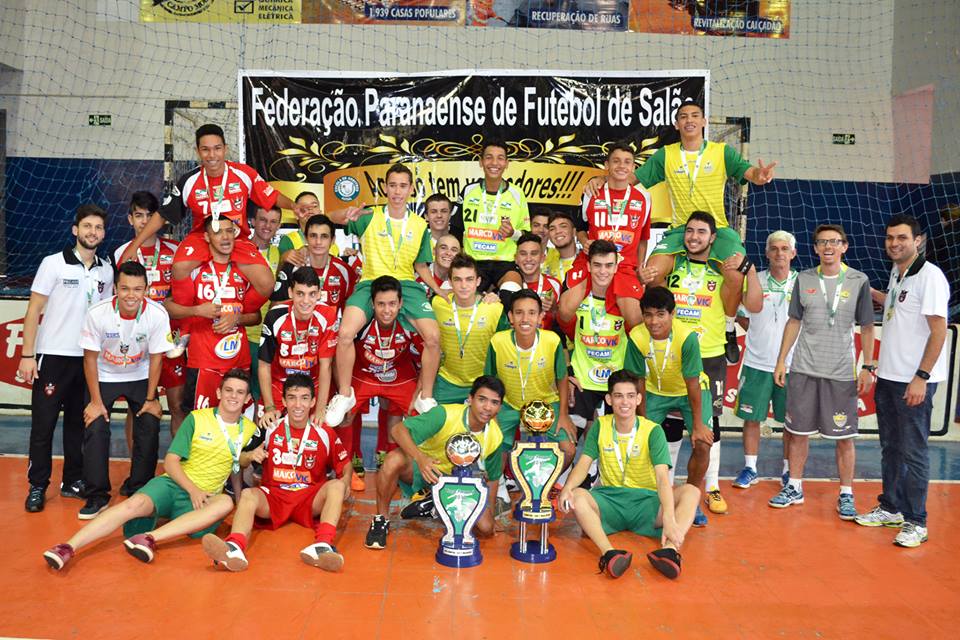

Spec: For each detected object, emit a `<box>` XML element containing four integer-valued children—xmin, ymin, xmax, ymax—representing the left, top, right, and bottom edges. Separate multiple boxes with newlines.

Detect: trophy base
<box><xmin>510</xmin><ymin>540</ymin><xmax>557</xmax><ymax>564</ymax></box>
<box><xmin>436</xmin><ymin>546</ymin><xmax>483</xmax><ymax>568</ymax></box>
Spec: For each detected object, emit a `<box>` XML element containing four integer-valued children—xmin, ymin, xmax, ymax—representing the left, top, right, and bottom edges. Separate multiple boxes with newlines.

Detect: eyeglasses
<box><xmin>814</xmin><ymin>238</ymin><xmax>845</xmax><ymax>247</ymax></box>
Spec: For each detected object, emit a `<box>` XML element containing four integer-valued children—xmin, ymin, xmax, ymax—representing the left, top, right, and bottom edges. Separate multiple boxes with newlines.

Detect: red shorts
<box><xmin>160</xmin><ymin>355</ymin><xmax>186</xmax><ymax>389</ymax></box>
<box><xmin>175</xmin><ymin>231</ymin><xmax>267</xmax><ymax>267</ymax></box>
<box><xmin>353</xmin><ymin>376</ymin><xmax>417</xmax><ymax>416</ymax></box>
<box><xmin>357</xmin><ymin>398</ymin><xmax>407</xmax><ymax>417</ymax></box>
<box><xmin>255</xmin><ymin>483</ymin><xmax>323</xmax><ymax>530</ymax></box>
<box><xmin>570</xmin><ymin>253</ymin><xmax>644</xmax><ymax>300</ymax></box>
<box><xmin>192</xmin><ymin>368</ymin><xmax>226</xmax><ymax>410</ymax></box>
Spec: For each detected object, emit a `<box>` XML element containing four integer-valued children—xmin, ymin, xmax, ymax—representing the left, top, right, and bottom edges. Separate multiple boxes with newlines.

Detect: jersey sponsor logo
<box><xmin>375</xmin><ymin>368</ymin><xmax>398</xmax><ymax>383</ymax></box>
<box><xmin>272</xmin><ymin>467</ymin><xmax>311</xmax><ymax>484</ymax></box>
<box><xmin>214</xmin><ymin>332</ymin><xmax>243</xmax><ymax>359</ymax></box>
<box><xmin>585</xmin><ymin>348</ymin><xmax>613</xmax><ymax>359</ymax></box>
<box><xmin>198</xmin><ymin>431</ymin><xmax>214</xmax><ymax>442</ymax></box>
<box><xmin>674</xmin><ymin>293</ymin><xmax>712</xmax><ymax>307</ymax></box>
<box><xmin>279</xmin><ymin>331</ymin><xmax>292</xmax><ymax>340</ymax></box>
<box><xmin>279</xmin><ymin>356</ymin><xmax>316</xmax><ymax>370</ymax></box>
<box><xmin>677</xmin><ymin>307</ymin><xmax>702</xmax><ymax>320</ymax></box>
<box><xmin>104</xmin><ymin>331</ymin><xmax>120</xmax><ymax>338</ymax></box>
<box><xmin>579</xmin><ymin>334</ymin><xmax>620</xmax><ymax>347</ymax></box>
<box><xmin>273</xmin><ymin>434</ymin><xmax>285</xmax><ymax>446</ymax></box>
<box><xmin>328</xmin><ymin>275</ymin><xmax>341</xmax><ymax>286</ymax></box>
<box><xmin>62</xmin><ymin>278</ymin><xmax>79</xmax><ymax>287</ymax></box>
<box><xmin>228</xmin><ymin>182</ymin><xmax>241</xmax><ymax>194</ymax></box>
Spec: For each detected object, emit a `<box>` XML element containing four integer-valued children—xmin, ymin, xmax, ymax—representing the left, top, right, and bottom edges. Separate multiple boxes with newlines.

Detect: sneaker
<box><xmin>837</xmin><ymin>494</ymin><xmax>856</xmax><ymax>520</ymax></box>
<box><xmin>350</xmin><ymin>471</ymin><xmax>366</xmax><ymax>492</ymax></box>
<box><xmin>400</xmin><ymin>490</ymin><xmax>436</xmax><ymax>520</ymax></box>
<box><xmin>123</xmin><ymin>533</ymin><xmax>157</xmax><ymax>563</ymax></box>
<box><xmin>732</xmin><ymin>467</ymin><xmax>759</xmax><ymax>489</ymax></box>
<box><xmin>201</xmin><ymin>534</ymin><xmax>248</xmax><ymax>572</ymax></box>
<box><xmin>78</xmin><ymin>496</ymin><xmax>110</xmax><ymax>520</ymax></box>
<box><xmin>60</xmin><ymin>479</ymin><xmax>86</xmax><ymax>499</ymax></box>
<box><xmin>25</xmin><ymin>485</ymin><xmax>46</xmax><ymax>513</ymax></box>
<box><xmin>118</xmin><ymin>481</ymin><xmax>135</xmax><ymax>497</ymax></box>
<box><xmin>598</xmin><ymin>549</ymin><xmax>632</xmax><ymax>578</ymax></box>
<box><xmin>165</xmin><ymin>332</ymin><xmax>189</xmax><ymax>359</ymax></box>
<box><xmin>724</xmin><ymin>330</ymin><xmax>740</xmax><ymax>364</ymax></box>
<box><xmin>894</xmin><ymin>522</ymin><xmax>928</xmax><ymax>548</ymax></box>
<box><xmin>704</xmin><ymin>489</ymin><xmax>728</xmax><ymax>514</ymax></box>
<box><xmin>364</xmin><ymin>515</ymin><xmax>390</xmax><ymax>550</ymax></box>
<box><xmin>325</xmin><ymin>390</ymin><xmax>356</xmax><ymax>427</ymax></box>
<box><xmin>413</xmin><ymin>394</ymin><xmax>438</xmax><ymax>415</ymax></box>
<box><xmin>854</xmin><ymin>505</ymin><xmax>905</xmax><ymax>528</ymax></box>
<box><xmin>647</xmin><ymin>548</ymin><xmax>682</xmax><ymax>579</ymax></box>
<box><xmin>300</xmin><ymin>542</ymin><xmax>344</xmax><ymax>572</ymax></box>
<box><xmin>43</xmin><ymin>543</ymin><xmax>75</xmax><ymax>571</ymax></box>
<box><xmin>693</xmin><ymin>506</ymin><xmax>708</xmax><ymax>527</ymax></box>
<box><xmin>375</xmin><ymin>449</ymin><xmax>387</xmax><ymax>470</ymax></box>
<box><xmin>504</xmin><ymin>477</ymin><xmax>519</xmax><ymax>493</ymax></box>
<box><xmin>769</xmin><ymin>485</ymin><xmax>804</xmax><ymax>509</ymax></box>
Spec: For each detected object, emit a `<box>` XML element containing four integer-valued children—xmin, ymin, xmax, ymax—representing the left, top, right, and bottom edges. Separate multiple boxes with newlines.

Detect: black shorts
<box><xmin>572</xmin><ymin>387</ymin><xmax>611</xmax><ymax>421</ymax></box>
<box><xmin>702</xmin><ymin>355</ymin><xmax>727</xmax><ymax>418</ymax></box>
<box><xmin>477</xmin><ymin>260</ymin><xmax>521</xmax><ymax>293</ymax></box>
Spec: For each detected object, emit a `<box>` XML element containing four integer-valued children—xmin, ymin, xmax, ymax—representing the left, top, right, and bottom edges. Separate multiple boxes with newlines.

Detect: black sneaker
<box><xmin>364</xmin><ymin>515</ymin><xmax>390</xmax><ymax>550</ymax></box>
<box><xmin>118</xmin><ymin>482</ymin><xmax>135</xmax><ymax>497</ymax></box>
<box><xmin>647</xmin><ymin>547</ymin><xmax>682</xmax><ymax>579</ymax></box>
<box><xmin>400</xmin><ymin>491</ymin><xmax>436</xmax><ymax>520</ymax></box>
<box><xmin>598</xmin><ymin>549</ymin><xmax>632</xmax><ymax>578</ymax></box>
<box><xmin>60</xmin><ymin>479</ymin><xmax>86</xmax><ymax>499</ymax></box>
<box><xmin>25</xmin><ymin>485</ymin><xmax>46</xmax><ymax>513</ymax></box>
<box><xmin>724</xmin><ymin>330</ymin><xmax>740</xmax><ymax>364</ymax></box>
<box><xmin>78</xmin><ymin>496</ymin><xmax>110</xmax><ymax>520</ymax></box>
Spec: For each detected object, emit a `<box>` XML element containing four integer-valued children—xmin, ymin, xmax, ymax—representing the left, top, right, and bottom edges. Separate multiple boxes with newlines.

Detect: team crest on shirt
<box><xmin>614</xmin><ymin>319</ymin><xmax>624</xmax><ymax>331</ymax></box>
<box><xmin>899</xmin><ymin>290</ymin><xmax>908</xmax><ymax>303</ymax></box>
<box><xmin>98</xmin><ymin>281</ymin><xmax>105</xmax><ymax>293</ymax></box>
<box><xmin>832</xmin><ymin>412</ymin><xmax>848</xmax><ymax>428</ymax></box>
<box><xmin>707</xmin><ymin>281</ymin><xmax>717</xmax><ymax>292</ymax></box>
<box><xmin>630</xmin><ymin>215</ymin><xmax>641</xmax><ymax>227</ymax></box>
<box><xmin>305</xmin><ymin>454</ymin><xmax>316</xmax><ymax>469</ymax></box>
<box><xmin>44</xmin><ymin>383</ymin><xmax>55</xmax><ymax>396</ymax></box>
<box><xmin>162</xmin><ymin>269</ymin><xmax>172</xmax><ymax>281</ymax></box>
<box><xmin>232</xmin><ymin>197</ymin><xmax>243</xmax><ymax>209</ymax></box>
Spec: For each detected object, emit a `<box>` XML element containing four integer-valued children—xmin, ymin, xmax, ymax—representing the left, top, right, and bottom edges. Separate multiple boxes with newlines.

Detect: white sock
<box><xmin>782</xmin><ymin>459</ymin><xmax>789</xmax><ymax>474</ymax></box>
<box><xmin>839</xmin><ymin>485</ymin><xmax>853</xmax><ymax>496</ymax></box>
<box><xmin>725</xmin><ymin>316</ymin><xmax>735</xmax><ymax>332</ymax></box>
<box><xmin>705</xmin><ymin>441</ymin><xmax>721</xmax><ymax>492</ymax></box>
<box><xmin>668</xmin><ymin>440</ymin><xmax>682</xmax><ymax>485</ymax></box>
<box><xmin>744</xmin><ymin>455</ymin><xmax>758</xmax><ymax>472</ymax></box>
<box><xmin>788</xmin><ymin>478</ymin><xmax>802</xmax><ymax>492</ymax></box>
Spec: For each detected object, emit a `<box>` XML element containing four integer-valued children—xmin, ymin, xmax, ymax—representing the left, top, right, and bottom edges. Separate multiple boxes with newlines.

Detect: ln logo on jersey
<box><xmin>214</xmin><ymin>332</ymin><xmax>243</xmax><ymax>359</ymax></box>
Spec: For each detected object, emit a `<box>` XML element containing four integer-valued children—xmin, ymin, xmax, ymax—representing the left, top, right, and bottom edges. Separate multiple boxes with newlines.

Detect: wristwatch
<box><xmin>915</xmin><ymin>369</ymin><xmax>931</xmax><ymax>381</ymax></box>
<box><xmin>861</xmin><ymin>364</ymin><xmax>876</xmax><ymax>373</ymax></box>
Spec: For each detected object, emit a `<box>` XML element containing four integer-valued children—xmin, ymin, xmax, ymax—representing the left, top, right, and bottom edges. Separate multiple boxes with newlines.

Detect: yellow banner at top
<box><xmin>141</xmin><ymin>0</ymin><xmax>300</xmax><ymax>23</ymax></box>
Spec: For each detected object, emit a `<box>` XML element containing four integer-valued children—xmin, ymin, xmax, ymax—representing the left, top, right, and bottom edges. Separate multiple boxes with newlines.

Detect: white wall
<box><xmin>2</xmin><ymin>0</ymin><xmax>951</xmax><ymax>183</ymax></box>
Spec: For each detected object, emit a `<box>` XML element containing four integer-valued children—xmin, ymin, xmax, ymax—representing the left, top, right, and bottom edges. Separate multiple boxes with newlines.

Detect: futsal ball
<box><xmin>520</xmin><ymin>400</ymin><xmax>555</xmax><ymax>433</ymax></box>
<box><xmin>446</xmin><ymin>433</ymin><xmax>482</xmax><ymax>467</ymax></box>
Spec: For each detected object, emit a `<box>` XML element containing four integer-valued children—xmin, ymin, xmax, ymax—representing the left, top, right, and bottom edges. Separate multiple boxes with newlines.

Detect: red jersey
<box><xmin>272</xmin><ymin>256</ymin><xmax>356</xmax><ymax>311</ymax></box>
<box><xmin>259</xmin><ymin>301</ymin><xmax>338</xmax><ymax>382</ymax></box>
<box><xmin>186</xmin><ymin>260</ymin><xmax>252</xmax><ymax>370</ymax></box>
<box><xmin>261</xmin><ymin>419</ymin><xmax>349</xmax><ymax>490</ymax></box>
<box><xmin>353</xmin><ymin>319</ymin><xmax>422</xmax><ymax>385</ymax></box>
<box><xmin>114</xmin><ymin>238</ymin><xmax>179</xmax><ymax>303</ymax></box>
<box><xmin>415</xmin><ymin>266</ymin><xmax>451</xmax><ymax>299</ymax></box>
<box><xmin>522</xmin><ymin>273</ymin><xmax>561</xmax><ymax>329</ymax></box>
<box><xmin>160</xmin><ymin>161</ymin><xmax>278</xmax><ymax>236</ymax></box>
<box><xmin>580</xmin><ymin>184</ymin><xmax>652</xmax><ymax>267</ymax></box>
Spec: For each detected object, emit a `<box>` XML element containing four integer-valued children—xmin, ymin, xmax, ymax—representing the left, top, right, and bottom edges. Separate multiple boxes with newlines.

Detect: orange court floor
<box><xmin>1</xmin><ymin>456</ymin><xmax>958</xmax><ymax>640</ymax></box>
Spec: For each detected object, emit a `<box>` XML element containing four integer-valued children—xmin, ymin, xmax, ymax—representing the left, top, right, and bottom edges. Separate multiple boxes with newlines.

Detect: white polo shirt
<box><xmin>79</xmin><ymin>297</ymin><xmax>173</xmax><ymax>382</ymax></box>
<box><xmin>32</xmin><ymin>248</ymin><xmax>114</xmax><ymax>357</ymax></box>
<box><xmin>877</xmin><ymin>258</ymin><xmax>950</xmax><ymax>383</ymax></box>
<box><xmin>739</xmin><ymin>269</ymin><xmax>797</xmax><ymax>372</ymax></box>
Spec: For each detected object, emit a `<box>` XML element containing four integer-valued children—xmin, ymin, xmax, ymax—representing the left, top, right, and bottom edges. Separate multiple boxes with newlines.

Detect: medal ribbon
<box><xmin>452</xmin><ymin>296</ymin><xmax>480</xmax><ymax>359</ymax></box>
<box><xmin>514</xmin><ymin>330</ymin><xmax>540</xmax><ymax>403</ymax></box>
<box><xmin>645</xmin><ymin>333</ymin><xmax>673</xmax><ymax>393</ymax></box>
<box><xmin>202</xmin><ymin>168</ymin><xmax>229</xmax><ymax>232</ymax></box>
<box><xmin>680</xmin><ymin>141</ymin><xmax>708</xmax><ymax>198</ymax></box>
<box><xmin>215</xmin><ymin>410</ymin><xmax>243</xmax><ymax>474</ymax></box>
<box><xmin>886</xmin><ymin>255</ymin><xmax>919</xmax><ymax>318</ymax></box>
<box><xmin>602</xmin><ymin>184</ymin><xmax>630</xmax><ymax>238</ymax></box>
<box><xmin>611</xmin><ymin>417</ymin><xmax>640</xmax><ymax>484</ymax></box>
<box><xmin>281</xmin><ymin>417</ymin><xmax>314</xmax><ymax>469</ymax></box>
<box><xmin>817</xmin><ymin>264</ymin><xmax>847</xmax><ymax>327</ymax></box>
<box><xmin>209</xmin><ymin>261</ymin><xmax>233</xmax><ymax>305</ymax></box>
<box><xmin>384</xmin><ymin>209</ymin><xmax>410</xmax><ymax>270</ymax></box>
<box><xmin>73</xmin><ymin>248</ymin><xmax>98</xmax><ymax>307</ymax></box>
<box><xmin>113</xmin><ymin>296</ymin><xmax>144</xmax><ymax>366</ymax></box>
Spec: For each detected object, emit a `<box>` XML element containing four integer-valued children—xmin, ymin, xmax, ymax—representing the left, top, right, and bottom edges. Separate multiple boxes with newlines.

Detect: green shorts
<box><xmin>736</xmin><ymin>365</ymin><xmax>787</xmax><ymax>422</ymax></box>
<box><xmin>346</xmin><ymin>280</ymin><xmax>436</xmax><ymax>328</ymax></box>
<box><xmin>433</xmin><ymin>375</ymin><xmax>471</xmax><ymax>405</ymax></box>
<box><xmin>399</xmin><ymin>460</ymin><xmax>426</xmax><ymax>499</ymax></box>
<box><xmin>651</xmin><ymin>225</ymin><xmax>745</xmax><ymax>264</ymax></box>
<box><xmin>646</xmin><ymin>390</ymin><xmax>714</xmax><ymax>432</ymax></box>
<box><xmin>496</xmin><ymin>401</ymin><xmax>569</xmax><ymax>454</ymax></box>
<box><xmin>122</xmin><ymin>476</ymin><xmax>223</xmax><ymax>539</ymax></box>
<box><xmin>591</xmin><ymin>486</ymin><xmax>662</xmax><ymax>538</ymax></box>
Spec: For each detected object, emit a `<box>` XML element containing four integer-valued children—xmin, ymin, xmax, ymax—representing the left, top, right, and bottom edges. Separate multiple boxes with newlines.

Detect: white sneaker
<box><xmin>894</xmin><ymin>522</ymin><xmax>928</xmax><ymax>548</ymax></box>
<box><xmin>413</xmin><ymin>394</ymin><xmax>438</xmax><ymax>415</ymax></box>
<box><xmin>300</xmin><ymin>542</ymin><xmax>344</xmax><ymax>572</ymax></box>
<box><xmin>165</xmin><ymin>332</ymin><xmax>189</xmax><ymax>359</ymax></box>
<box><xmin>201</xmin><ymin>534</ymin><xmax>248</xmax><ymax>572</ymax></box>
<box><xmin>325</xmin><ymin>390</ymin><xmax>356</xmax><ymax>427</ymax></box>
<box><xmin>854</xmin><ymin>505</ymin><xmax>904</xmax><ymax>528</ymax></box>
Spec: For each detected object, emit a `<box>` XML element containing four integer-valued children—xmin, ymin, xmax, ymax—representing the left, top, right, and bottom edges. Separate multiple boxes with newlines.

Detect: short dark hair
<box><xmin>470</xmin><ymin>375</ymin><xmax>505</xmax><ymax>401</ymax></box>
<box><xmin>813</xmin><ymin>223</ymin><xmax>848</xmax><ymax>244</ymax></box>
<box><xmin>195</xmin><ymin>123</ymin><xmax>226</xmax><ymax>146</ymax></box>
<box><xmin>607</xmin><ymin>369</ymin><xmax>641</xmax><ymax>393</ymax></box>
<box><xmin>75</xmin><ymin>203</ymin><xmax>107</xmax><ymax>226</ymax></box>
<box><xmin>547</xmin><ymin>210</ymin><xmax>576</xmax><ymax>228</ymax></box>
<box><xmin>203</xmin><ymin>215</ymin><xmax>234</xmax><ymax>232</ymax></box>
<box><xmin>516</xmin><ymin>232</ymin><xmax>544</xmax><ymax>249</ymax></box>
<box><xmin>116</xmin><ymin>260</ymin><xmax>147</xmax><ymax>285</ymax></box>
<box><xmin>220</xmin><ymin>368</ymin><xmax>250</xmax><ymax>391</ymax></box>
<box><xmin>606</xmin><ymin>142</ymin><xmax>635</xmax><ymax>160</ymax></box>
<box><xmin>129</xmin><ymin>191</ymin><xmax>159</xmax><ymax>215</ymax></box>
<box><xmin>686</xmin><ymin>211</ymin><xmax>717</xmax><ymax>235</ymax></box>
<box><xmin>291</xmin><ymin>265</ymin><xmax>321</xmax><ymax>289</ymax></box>
<box><xmin>385</xmin><ymin>163</ymin><xmax>413</xmax><ymax>183</ymax></box>
<box><xmin>886</xmin><ymin>214</ymin><xmax>921</xmax><ymax>238</ymax></box>
<box><xmin>675</xmin><ymin>100</ymin><xmax>705</xmax><ymax>119</ymax></box>
<box><xmin>588</xmin><ymin>239</ymin><xmax>618</xmax><ymax>259</ymax></box>
<box><xmin>509</xmin><ymin>288</ymin><xmax>542</xmax><ymax>313</ymax></box>
<box><xmin>450</xmin><ymin>252</ymin><xmax>479</xmax><ymax>276</ymax></box>
<box><xmin>371</xmin><ymin>275</ymin><xmax>403</xmax><ymax>301</ymax></box>
<box><xmin>295</xmin><ymin>191</ymin><xmax>318</xmax><ymax>203</ymax></box>
<box><xmin>481</xmin><ymin>139</ymin><xmax>509</xmax><ymax>157</ymax></box>
<box><xmin>304</xmin><ymin>214</ymin><xmax>334</xmax><ymax>237</ymax></box>
<box><xmin>283</xmin><ymin>372</ymin><xmax>315</xmax><ymax>398</ymax></box>
<box><xmin>425</xmin><ymin>193</ymin><xmax>452</xmax><ymax>209</ymax></box>
<box><xmin>640</xmin><ymin>286</ymin><xmax>676</xmax><ymax>313</ymax></box>
<box><xmin>529</xmin><ymin>208</ymin><xmax>551</xmax><ymax>222</ymax></box>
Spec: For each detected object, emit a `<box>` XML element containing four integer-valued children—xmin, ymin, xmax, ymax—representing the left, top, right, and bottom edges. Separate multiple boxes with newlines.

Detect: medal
<box><xmin>215</xmin><ymin>410</ymin><xmax>243</xmax><ymax>475</ymax></box>
<box><xmin>113</xmin><ymin>296</ymin><xmax>143</xmax><ymax>366</ymax></box>
<box><xmin>202</xmin><ymin>168</ymin><xmax>229</xmax><ymax>232</ymax></box>
<box><xmin>817</xmin><ymin>264</ymin><xmax>847</xmax><ymax>327</ymax></box>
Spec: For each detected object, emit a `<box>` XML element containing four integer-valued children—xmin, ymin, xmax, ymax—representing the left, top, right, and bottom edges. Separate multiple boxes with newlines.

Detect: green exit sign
<box><xmin>832</xmin><ymin>133</ymin><xmax>855</xmax><ymax>145</ymax></box>
<box><xmin>88</xmin><ymin>114</ymin><xmax>111</xmax><ymax>126</ymax></box>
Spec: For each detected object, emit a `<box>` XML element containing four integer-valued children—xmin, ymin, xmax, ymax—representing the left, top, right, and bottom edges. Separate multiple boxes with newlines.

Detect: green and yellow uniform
<box><xmin>637</xmin><ymin>141</ymin><xmax>750</xmax><ymax>260</ymax></box>
<box><xmin>123</xmin><ymin>408</ymin><xmax>257</xmax><ymax>538</ymax></box>
<box><xmin>459</xmin><ymin>182</ymin><xmax>530</xmax><ymax>262</ymax></box>
<box><xmin>484</xmin><ymin>329</ymin><xmax>569</xmax><ymax>447</ymax></box>
<box><xmin>345</xmin><ymin>207</ymin><xmax>434</xmax><ymax>323</ymax></box>
<box><xmin>583</xmin><ymin>414</ymin><xmax>671</xmax><ymax>537</ymax></box>
<box><xmin>624</xmin><ymin>319</ymin><xmax>712</xmax><ymax>428</ymax></box>
<box><xmin>542</xmin><ymin>248</ymin><xmax>576</xmax><ymax>283</ymax></box>
<box><xmin>400</xmin><ymin>403</ymin><xmax>504</xmax><ymax>496</ymax></box>
<box><xmin>665</xmin><ymin>257</ymin><xmax>726</xmax><ymax>358</ymax></box>
<box><xmin>569</xmin><ymin>295</ymin><xmax>628</xmax><ymax>392</ymax></box>
<box><xmin>432</xmin><ymin>295</ymin><xmax>507</xmax><ymax>404</ymax></box>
